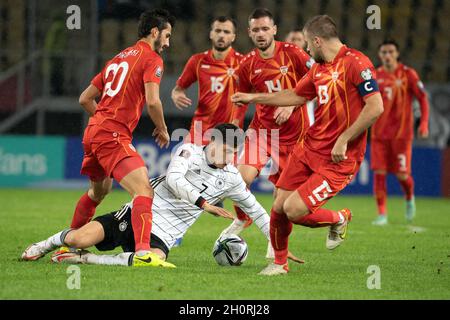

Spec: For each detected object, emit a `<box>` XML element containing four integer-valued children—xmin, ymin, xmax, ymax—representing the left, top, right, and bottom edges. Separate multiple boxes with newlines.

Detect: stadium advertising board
<box><xmin>0</xmin><ymin>135</ymin><xmax>65</xmax><ymax>187</ymax></box>
<box><xmin>64</xmin><ymin>137</ymin><xmax>443</xmax><ymax>197</ymax></box>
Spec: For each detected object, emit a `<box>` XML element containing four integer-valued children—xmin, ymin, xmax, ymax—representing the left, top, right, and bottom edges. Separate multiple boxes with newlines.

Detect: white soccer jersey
<box><xmin>127</xmin><ymin>143</ymin><xmax>270</xmax><ymax>250</ymax></box>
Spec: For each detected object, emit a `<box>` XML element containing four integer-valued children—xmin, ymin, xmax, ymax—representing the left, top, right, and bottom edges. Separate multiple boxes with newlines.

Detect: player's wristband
<box><xmin>195</xmin><ymin>196</ymin><xmax>207</xmax><ymax>209</ymax></box>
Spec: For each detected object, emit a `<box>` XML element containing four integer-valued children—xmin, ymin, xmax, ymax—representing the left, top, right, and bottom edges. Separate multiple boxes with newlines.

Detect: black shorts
<box><xmin>94</xmin><ymin>204</ymin><xmax>169</xmax><ymax>258</ymax></box>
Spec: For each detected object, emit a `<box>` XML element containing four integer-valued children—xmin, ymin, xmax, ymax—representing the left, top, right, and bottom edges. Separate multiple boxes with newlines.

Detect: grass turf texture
<box><xmin>0</xmin><ymin>189</ymin><xmax>449</xmax><ymax>299</ymax></box>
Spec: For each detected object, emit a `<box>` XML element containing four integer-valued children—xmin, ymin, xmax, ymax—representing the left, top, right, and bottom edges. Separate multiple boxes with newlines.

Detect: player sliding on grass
<box><xmin>370</xmin><ymin>39</ymin><xmax>429</xmax><ymax>226</ymax></box>
<box><xmin>66</xmin><ymin>9</ymin><xmax>175</xmax><ymax>267</ymax></box>
<box><xmin>232</xmin><ymin>15</ymin><xmax>384</xmax><ymax>275</ymax></box>
<box><xmin>22</xmin><ymin>124</ymin><xmax>303</xmax><ymax>266</ymax></box>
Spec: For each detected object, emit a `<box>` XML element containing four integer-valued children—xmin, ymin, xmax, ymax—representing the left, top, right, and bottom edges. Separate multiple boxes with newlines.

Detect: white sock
<box><xmin>220</xmin><ymin>219</ymin><xmax>246</xmax><ymax>237</ymax></box>
<box><xmin>40</xmin><ymin>229</ymin><xmax>72</xmax><ymax>252</ymax></box>
<box><xmin>84</xmin><ymin>252</ymin><xmax>133</xmax><ymax>266</ymax></box>
<box><xmin>338</xmin><ymin>212</ymin><xmax>345</xmax><ymax>225</ymax></box>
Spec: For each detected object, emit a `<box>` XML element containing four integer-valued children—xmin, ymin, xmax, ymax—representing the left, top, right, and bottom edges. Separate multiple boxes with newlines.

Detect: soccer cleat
<box><xmin>132</xmin><ymin>252</ymin><xmax>176</xmax><ymax>268</ymax></box>
<box><xmin>405</xmin><ymin>197</ymin><xmax>416</xmax><ymax>223</ymax></box>
<box><xmin>51</xmin><ymin>247</ymin><xmax>88</xmax><ymax>264</ymax></box>
<box><xmin>21</xmin><ymin>243</ymin><xmax>49</xmax><ymax>261</ymax></box>
<box><xmin>372</xmin><ymin>215</ymin><xmax>388</xmax><ymax>226</ymax></box>
<box><xmin>326</xmin><ymin>208</ymin><xmax>352</xmax><ymax>250</ymax></box>
<box><xmin>258</xmin><ymin>262</ymin><xmax>289</xmax><ymax>276</ymax></box>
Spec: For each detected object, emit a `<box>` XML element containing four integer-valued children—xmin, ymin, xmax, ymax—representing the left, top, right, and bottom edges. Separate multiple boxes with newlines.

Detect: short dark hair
<box><xmin>210</xmin><ymin>123</ymin><xmax>244</xmax><ymax>148</ymax></box>
<box><xmin>303</xmin><ymin>15</ymin><xmax>338</xmax><ymax>39</ymax></box>
<box><xmin>138</xmin><ymin>9</ymin><xmax>176</xmax><ymax>38</ymax></box>
<box><xmin>248</xmin><ymin>8</ymin><xmax>274</xmax><ymax>24</ymax></box>
<box><xmin>211</xmin><ymin>16</ymin><xmax>237</xmax><ymax>33</ymax></box>
<box><xmin>378</xmin><ymin>38</ymin><xmax>400</xmax><ymax>51</ymax></box>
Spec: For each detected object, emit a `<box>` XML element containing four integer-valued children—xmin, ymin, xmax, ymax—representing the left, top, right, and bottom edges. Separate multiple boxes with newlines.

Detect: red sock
<box><xmin>399</xmin><ymin>175</ymin><xmax>414</xmax><ymax>200</ymax></box>
<box><xmin>70</xmin><ymin>192</ymin><xmax>99</xmax><ymax>229</ymax></box>
<box><xmin>270</xmin><ymin>209</ymin><xmax>292</xmax><ymax>265</ymax></box>
<box><xmin>234</xmin><ymin>205</ymin><xmax>253</xmax><ymax>226</ymax></box>
<box><xmin>374</xmin><ymin>173</ymin><xmax>387</xmax><ymax>215</ymax></box>
<box><xmin>292</xmin><ymin>208</ymin><xmax>340</xmax><ymax>228</ymax></box>
<box><xmin>131</xmin><ymin>196</ymin><xmax>153</xmax><ymax>252</ymax></box>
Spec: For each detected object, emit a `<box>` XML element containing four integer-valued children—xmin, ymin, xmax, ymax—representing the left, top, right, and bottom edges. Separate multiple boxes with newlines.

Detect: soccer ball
<box><xmin>212</xmin><ymin>234</ymin><xmax>248</xmax><ymax>266</ymax></box>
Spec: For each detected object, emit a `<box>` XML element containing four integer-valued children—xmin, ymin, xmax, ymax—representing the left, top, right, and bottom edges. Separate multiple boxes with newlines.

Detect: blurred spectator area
<box><xmin>0</xmin><ymin>0</ymin><xmax>449</xmax><ymax>143</ymax></box>
<box><xmin>0</xmin><ymin>0</ymin><xmax>449</xmax><ymax>80</ymax></box>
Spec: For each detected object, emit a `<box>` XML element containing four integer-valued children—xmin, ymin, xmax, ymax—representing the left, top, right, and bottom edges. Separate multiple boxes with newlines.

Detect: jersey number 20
<box><xmin>104</xmin><ymin>62</ymin><xmax>129</xmax><ymax>97</ymax></box>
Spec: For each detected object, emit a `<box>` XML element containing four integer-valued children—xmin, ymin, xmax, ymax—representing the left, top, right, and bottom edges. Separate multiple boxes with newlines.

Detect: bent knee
<box><xmin>89</xmin><ymin>185</ymin><xmax>111</xmax><ymax>203</ymax></box>
<box><xmin>64</xmin><ymin>231</ymin><xmax>81</xmax><ymax>248</ymax></box>
<box><xmin>283</xmin><ymin>199</ymin><xmax>309</xmax><ymax>221</ymax></box>
<box><xmin>136</xmin><ymin>184</ymin><xmax>154</xmax><ymax>197</ymax></box>
<box><xmin>272</xmin><ymin>197</ymin><xmax>285</xmax><ymax>214</ymax></box>
<box><xmin>396</xmin><ymin>173</ymin><xmax>409</xmax><ymax>181</ymax></box>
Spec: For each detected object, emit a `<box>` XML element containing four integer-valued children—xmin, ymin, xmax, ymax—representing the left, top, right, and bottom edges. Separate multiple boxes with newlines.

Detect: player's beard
<box><xmin>213</xmin><ymin>40</ymin><xmax>231</xmax><ymax>52</ymax></box>
<box><xmin>312</xmin><ymin>49</ymin><xmax>325</xmax><ymax>64</ymax></box>
<box><xmin>154</xmin><ymin>34</ymin><xmax>163</xmax><ymax>55</ymax></box>
<box><xmin>255</xmin><ymin>38</ymin><xmax>273</xmax><ymax>52</ymax></box>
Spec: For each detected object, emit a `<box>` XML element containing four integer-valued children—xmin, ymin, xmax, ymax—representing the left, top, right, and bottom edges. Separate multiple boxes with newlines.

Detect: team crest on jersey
<box><xmin>280</xmin><ymin>66</ymin><xmax>289</xmax><ymax>75</ymax></box>
<box><xmin>179</xmin><ymin>150</ymin><xmax>191</xmax><ymax>159</ymax></box>
<box><xmin>215</xmin><ymin>177</ymin><xmax>225</xmax><ymax>189</ymax></box>
<box><xmin>227</xmin><ymin>68</ymin><xmax>235</xmax><ymax>76</ymax></box>
<box><xmin>119</xmin><ymin>221</ymin><xmax>128</xmax><ymax>232</ymax></box>
<box><xmin>155</xmin><ymin>66</ymin><xmax>162</xmax><ymax>78</ymax></box>
<box><xmin>360</xmin><ymin>68</ymin><xmax>373</xmax><ymax>80</ymax></box>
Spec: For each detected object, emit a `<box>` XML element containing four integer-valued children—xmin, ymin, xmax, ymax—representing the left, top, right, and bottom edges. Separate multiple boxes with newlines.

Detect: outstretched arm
<box><xmin>232</xmin><ymin>89</ymin><xmax>307</xmax><ymax>107</ymax></box>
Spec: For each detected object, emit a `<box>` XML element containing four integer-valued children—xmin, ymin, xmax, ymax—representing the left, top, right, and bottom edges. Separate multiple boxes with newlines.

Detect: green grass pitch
<box><xmin>0</xmin><ymin>188</ymin><xmax>449</xmax><ymax>299</ymax></box>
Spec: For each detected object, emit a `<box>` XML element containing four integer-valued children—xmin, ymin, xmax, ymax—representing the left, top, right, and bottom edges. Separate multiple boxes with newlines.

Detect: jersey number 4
<box><xmin>104</xmin><ymin>62</ymin><xmax>129</xmax><ymax>97</ymax></box>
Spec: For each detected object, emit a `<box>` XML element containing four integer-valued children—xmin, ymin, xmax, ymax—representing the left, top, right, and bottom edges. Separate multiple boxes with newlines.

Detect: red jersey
<box><xmin>294</xmin><ymin>45</ymin><xmax>379</xmax><ymax>161</ymax></box>
<box><xmin>89</xmin><ymin>40</ymin><xmax>163</xmax><ymax>136</ymax></box>
<box><xmin>372</xmin><ymin>63</ymin><xmax>429</xmax><ymax>140</ymax></box>
<box><xmin>176</xmin><ymin>48</ymin><xmax>244</xmax><ymax>131</ymax></box>
<box><xmin>235</xmin><ymin>41</ymin><xmax>314</xmax><ymax>144</ymax></box>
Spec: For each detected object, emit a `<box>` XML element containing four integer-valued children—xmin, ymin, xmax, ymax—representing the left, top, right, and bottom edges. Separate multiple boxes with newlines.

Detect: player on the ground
<box><xmin>371</xmin><ymin>39</ymin><xmax>429</xmax><ymax>225</ymax></box>
<box><xmin>22</xmin><ymin>124</ymin><xmax>293</xmax><ymax>266</ymax></box>
<box><xmin>66</xmin><ymin>9</ymin><xmax>175</xmax><ymax>267</ymax></box>
<box><xmin>171</xmin><ymin>16</ymin><xmax>244</xmax><ymax>145</ymax></box>
<box><xmin>225</xmin><ymin>8</ymin><xmax>314</xmax><ymax>238</ymax></box>
<box><xmin>285</xmin><ymin>28</ymin><xmax>306</xmax><ymax>50</ymax></box>
<box><xmin>232</xmin><ymin>15</ymin><xmax>384</xmax><ymax>275</ymax></box>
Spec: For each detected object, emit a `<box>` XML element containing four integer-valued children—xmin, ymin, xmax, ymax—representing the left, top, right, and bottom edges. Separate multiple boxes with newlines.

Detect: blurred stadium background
<box><xmin>0</xmin><ymin>0</ymin><xmax>449</xmax><ymax>197</ymax></box>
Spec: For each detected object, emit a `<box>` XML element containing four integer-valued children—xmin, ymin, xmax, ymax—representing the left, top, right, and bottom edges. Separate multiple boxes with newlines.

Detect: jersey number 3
<box><xmin>104</xmin><ymin>62</ymin><xmax>129</xmax><ymax>97</ymax></box>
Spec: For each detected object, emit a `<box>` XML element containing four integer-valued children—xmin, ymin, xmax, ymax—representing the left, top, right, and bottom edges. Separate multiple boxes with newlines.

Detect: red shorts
<box><xmin>80</xmin><ymin>125</ymin><xmax>145</xmax><ymax>182</ymax></box>
<box><xmin>237</xmin><ymin>128</ymin><xmax>295</xmax><ymax>185</ymax></box>
<box><xmin>370</xmin><ymin>139</ymin><xmax>412</xmax><ymax>174</ymax></box>
<box><xmin>276</xmin><ymin>143</ymin><xmax>361</xmax><ymax>212</ymax></box>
